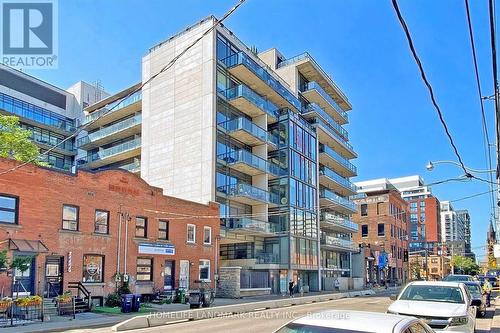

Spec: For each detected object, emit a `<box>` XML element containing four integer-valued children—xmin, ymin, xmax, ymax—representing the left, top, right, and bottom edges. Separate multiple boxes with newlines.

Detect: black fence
<box><xmin>0</xmin><ymin>301</ymin><xmax>43</xmax><ymax>327</ymax></box>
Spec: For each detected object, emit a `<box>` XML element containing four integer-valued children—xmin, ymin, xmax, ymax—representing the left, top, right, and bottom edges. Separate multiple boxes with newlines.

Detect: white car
<box><xmin>388</xmin><ymin>281</ymin><xmax>476</xmax><ymax>333</ymax></box>
<box><xmin>273</xmin><ymin>310</ymin><xmax>434</xmax><ymax>333</ymax></box>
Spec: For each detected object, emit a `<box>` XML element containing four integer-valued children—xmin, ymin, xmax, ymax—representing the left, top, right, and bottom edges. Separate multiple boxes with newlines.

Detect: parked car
<box><xmin>273</xmin><ymin>310</ymin><xmax>434</xmax><ymax>333</ymax></box>
<box><xmin>442</xmin><ymin>274</ymin><xmax>473</xmax><ymax>282</ymax></box>
<box><xmin>479</xmin><ymin>274</ymin><xmax>499</xmax><ymax>288</ymax></box>
<box><xmin>387</xmin><ymin>281</ymin><xmax>476</xmax><ymax>332</ymax></box>
<box><xmin>463</xmin><ymin>281</ymin><xmax>486</xmax><ymax>318</ymax></box>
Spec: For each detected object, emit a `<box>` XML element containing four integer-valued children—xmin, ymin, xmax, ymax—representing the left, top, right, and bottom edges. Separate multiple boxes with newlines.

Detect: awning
<box><xmin>9</xmin><ymin>239</ymin><xmax>49</xmax><ymax>253</ymax></box>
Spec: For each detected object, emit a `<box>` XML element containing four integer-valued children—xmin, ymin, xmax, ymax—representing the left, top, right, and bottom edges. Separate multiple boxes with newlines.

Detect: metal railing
<box><xmin>301</xmin><ymin>81</ymin><xmax>348</xmax><ymax>122</ymax></box>
<box><xmin>319</xmin><ymin>144</ymin><xmax>357</xmax><ymax>174</ymax></box>
<box><xmin>82</xmin><ymin>91</ymin><xmax>142</xmax><ymax>125</ymax></box>
<box><xmin>319</xmin><ymin>166</ymin><xmax>357</xmax><ymax>193</ymax></box>
<box><xmin>225</xmin><ymin>84</ymin><xmax>280</xmax><ymax>119</ymax></box>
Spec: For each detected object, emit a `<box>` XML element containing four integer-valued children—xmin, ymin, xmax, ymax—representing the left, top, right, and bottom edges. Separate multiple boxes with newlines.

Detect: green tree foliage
<box><xmin>451</xmin><ymin>255</ymin><xmax>479</xmax><ymax>275</ymax></box>
<box><xmin>0</xmin><ymin>250</ymin><xmax>8</xmax><ymax>270</ymax></box>
<box><xmin>0</xmin><ymin>115</ymin><xmax>43</xmax><ymax>164</ymax></box>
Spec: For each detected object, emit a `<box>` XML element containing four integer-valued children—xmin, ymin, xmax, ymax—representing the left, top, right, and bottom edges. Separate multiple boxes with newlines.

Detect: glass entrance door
<box><xmin>163</xmin><ymin>260</ymin><xmax>175</xmax><ymax>291</ymax></box>
<box><xmin>45</xmin><ymin>256</ymin><xmax>64</xmax><ymax>297</ymax></box>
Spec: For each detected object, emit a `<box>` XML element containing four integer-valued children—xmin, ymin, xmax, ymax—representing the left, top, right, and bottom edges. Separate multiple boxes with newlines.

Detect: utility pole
<box><xmin>451</xmin><ymin>243</ymin><xmax>455</xmax><ymax>275</ymax></box>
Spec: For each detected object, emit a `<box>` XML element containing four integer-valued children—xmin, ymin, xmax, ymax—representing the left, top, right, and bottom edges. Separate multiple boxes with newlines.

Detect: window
<box><xmin>204</xmin><ymin>226</ymin><xmax>212</xmax><ymax>245</ymax></box>
<box><xmin>199</xmin><ymin>259</ymin><xmax>210</xmax><ymax>281</ymax></box>
<box><xmin>82</xmin><ymin>255</ymin><xmax>104</xmax><ymax>283</ymax></box>
<box><xmin>159</xmin><ymin>220</ymin><xmax>169</xmax><ymax>240</ymax></box>
<box><xmin>136</xmin><ymin>258</ymin><xmax>153</xmax><ymax>281</ymax></box>
<box><xmin>360</xmin><ymin>204</ymin><xmax>368</xmax><ymax>216</ymax></box>
<box><xmin>187</xmin><ymin>224</ymin><xmax>196</xmax><ymax>243</ymax></box>
<box><xmin>377</xmin><ymin>223</ymin><xmax>385</xmax><ymax>236</ymax></box>
<box><xmin>361</xmin><ymin>225</ymin><xmax>368</xmax><ymax>237</ymax></box>
<box><xmin>62</xmin><ymin>205</ymin><xmax>79</xmax><ymax>231</ymax></box>
<box><xmin>94</xmin><ymin>210</ymin><xmax>109</xmax><ymax>234</ymax></box>
<box><xmin>377</xmin><ymin>202</ymin><xmax>383</xmax><ymax>215</ymax></box>
<box><xmin>0</xmin><ymin>194</ymin><xmax>18</xmax><ymax>224</ymax></box>
<box><xmin>135</xmin><ymin>217</ymin><xmax>147</xmax><ymax>238</ymax></box>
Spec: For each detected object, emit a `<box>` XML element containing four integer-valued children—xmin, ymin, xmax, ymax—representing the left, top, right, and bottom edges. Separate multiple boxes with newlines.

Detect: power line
<box><xmin>0</xmin><ymin>0</ymin><xmax>248</xmax><ymax>177</ymax></box>
<box><xmin>391</xmin><ymin>0</ymin><xmax>472</xmax><ymax>178</ymax></box>
<box><xmin>464</xmin><ymin>0</ymin><xmax>497</xmax><ymax>221</ymax></box>
<box><xmin>450</xmin><ymin>189</ymin><xmax>497</xmax><ymax>203</ymax></box>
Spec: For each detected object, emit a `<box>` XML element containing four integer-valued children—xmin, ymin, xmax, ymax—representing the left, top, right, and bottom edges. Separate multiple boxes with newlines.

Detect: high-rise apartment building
<box><xmin>0</xmin><ymin>64</ymin><xmax>107</xmax><ymax>171</ymax></box>
<box><xmin>78</xmin><ymin>16</ymin><xmax>358</xmax><ymax>293</ymax></box>
<box><xmin>456</xmin><ymin>209</ymin><xmax>473</xmax><ymax>259</ymax></box>
<box><xmin>440</xmin><ymin>201</ymin><xmax>466</xmax><ymax>243</ymax></box>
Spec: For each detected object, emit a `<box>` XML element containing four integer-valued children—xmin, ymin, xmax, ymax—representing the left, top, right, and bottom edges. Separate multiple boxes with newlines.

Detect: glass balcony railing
<box><xmin>217</xmin><ymin>183</ymin><xmax>280</xmax><ymax>205</ymax></box>
<box><xmin>301</xmin><ymin>81</ymin><xmax>348</xmax><ymax>122</ymax></box>
<box><xmin>119</xmin><ymin>161</ymin><xmax>141</xmax><ymax>173</ymax></box>
<box><xmin>0</xmin><ymin>92</ymin><xmax>76</xmax><ymax>132</ymax></box>
<box><xmin>303</xmin><ymin>103</ymin><xmax>348</xmax><ymax>140</ymax></box>
<box><xmin>268</xmin><ymin>131</ymin><xmax>279</xmax><ymax>147</ymax></box>
<box><xmin>319</xmin><ymin>166</ymin><xmax>357</xmax><ymax>193</ymax></box>
<box><xmin>320</xmin><ymin>188</ymin><xmax>357</xmax><ymax>213</ymax></box>
<box><xmin>255</xmin><ymin>252</ymin><xmax>280</xmax><ymax>264</ymax></box>
<box><xmin>222</xmin><ymin>52</ymin><xmax>301</xmax><ymax>111</ymax></box>
<box><xmin>78</xmin><ymin>138</ymin><xmax>141</xmax><ymax>165</ymax></box>
<box><xmin>225</xmin><ymin>84</ymin><xmax>280</xmax><ymax>119</ymax></box>
<box><xmin>30</xmin><ymin>135</ymin><xmax>75</xmax><ymax>152</ymax></box>
<box><xmin>77</xmin><ymin>115</ymin><xmax>141</xmax><ymax>147</ymax></box>
<box><xmin>83</xmin><ymin>91</ymin><xmax>142</xmax><ymax>125</ymax></box>
<box><xmin>221</xmin><ymin>217</ymin><xmax>278</xmax><ymax>234</ymax></box>
<box><xmin>218</xmin><ymin>150</ymin><xmax>285</xmax><ymax>177</ymax></box>
<box><xmin>219</xmin><ymin>117</ymin><xmax>267</xmax><ymax>142</ymax></box>
<box><xmin>320</xmin><ymin>212</ymin><xmax>359</xmax><ymax>232</ymax></box>
<box><xmin>321</xmin><ymin>234</ymin><xmax>358</xmax><ymax>251</ymax></box>
<box><xmin>311</xmin><ymin>117</ymin><xmax>354</xmax><ymax>154</ymax></box>
<box><xmin>319</xmin><ymin>144</ymin><xmax>357</xmax><ymax>175</ymax></box>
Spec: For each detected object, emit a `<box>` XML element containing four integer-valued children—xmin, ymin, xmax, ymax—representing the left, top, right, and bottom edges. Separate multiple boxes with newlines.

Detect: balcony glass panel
<box><xmin>321</xmin><ymin>212</ymin><xmax>358</xmax><ymax>232</ymax></box>
<box><xmin>321</xmin><ymin>234</ymin><xmax>357</xmax><ymax>251</ymax></box>
<box><xmin>303</xmin><ymin>103</ymin><xmax>347</xmax><ymax>140</ymax></box>
<box><xmin>319</xmin><ymin>166</ymin><xmax>357</xmax><ymax>192</ymax></box>
<box><xmin>311</xmin><ymin>117</ymin><xmax>354</xmax><ymax>153</ymax></box>
<box><xmin>221</xmin><ymin>217</ymin><xmax>278</xmax><ymax>234</ymax></box>
<box><xmin>218</xmin><ymin>150</ymin><xmax>285</xmax><ymax>177</ymax></box>
<box><xmin>222</xmin><ymin>52</ymin><xmax>301</xmax><ymax>110</ymax></box>
<box><xmin>302</xmin><ymin>81</ymin><xmax>348</xmax><ymax>121</ymax></box>
<box><xmin>319</xmin><ymin>144</ymin><xmax>357</xmax><ymax>174</ymax></box>
<box><xmin>225</xmin><ymin>85</ymin><xmax>280</xmax><ymax>119</ymax></box>
<box><xmin>217</xmin><ymin>183</ymin><xmax>279</xmax><ymax>205</ymax></box>
<box><xmin>77</xmin><ymin>115</ymin><xmax>141</xmax><ymax>147</ymax></box>
<box><xmin>83</xmin><ymin>91</ymin><xmax>142</xmax><ymax>125</ymax></box>
<box><xmin>319</xmin><ymin>188</ymin><xmax>356</xmax><ymax>212</ymax></box>
<box><xmin>219</xmin><ymin>117</ymin><xmax>267</xmax><ymax>142</ymax></box>
<box><xmin>79</xmin><ymin>138</ymin><xmax>141</xmax><ymax>164</ymax></box>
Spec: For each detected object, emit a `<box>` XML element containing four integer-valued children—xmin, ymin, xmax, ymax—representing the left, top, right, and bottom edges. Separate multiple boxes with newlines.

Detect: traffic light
<box><xmin>403</xmin><ymin>250</ymin><xmax>409</xmax><ymax>262</ymax></box>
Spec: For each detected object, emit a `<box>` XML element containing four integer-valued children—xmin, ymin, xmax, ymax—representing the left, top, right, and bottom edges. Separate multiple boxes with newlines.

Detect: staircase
<box><xmin>43</xmin><ymin>298</ymin><xmax>58</xmax><ymax>319</ymax></box>
<box><xmin>68</xmin><ymin>282</ymin><xmax>92</xmax><ymax>312</ymax></box>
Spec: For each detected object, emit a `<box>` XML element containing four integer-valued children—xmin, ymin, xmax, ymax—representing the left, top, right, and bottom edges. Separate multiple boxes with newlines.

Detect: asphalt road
<box><xmin>67</xmin><ymin>295</ymin><xmax>496</xmax><ymax>333</ymax></box>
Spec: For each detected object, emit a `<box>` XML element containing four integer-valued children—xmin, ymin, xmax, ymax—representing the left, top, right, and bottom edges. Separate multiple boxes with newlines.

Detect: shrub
<box><xmin>105</xmin><ymin>292</ymin><xmax>121</xmax><ymax>307</ymax></box>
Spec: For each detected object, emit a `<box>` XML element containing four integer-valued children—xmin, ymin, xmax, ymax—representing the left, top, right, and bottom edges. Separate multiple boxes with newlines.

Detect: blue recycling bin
<box><xmin>132</xmin><ymin>294</ymin><xmax>141</xmax><ymax>312</ymax></box>
<box><xmin>121</xmin><ymin>294</ymin><xmax>133</xmax><ymax>313</ymax></box>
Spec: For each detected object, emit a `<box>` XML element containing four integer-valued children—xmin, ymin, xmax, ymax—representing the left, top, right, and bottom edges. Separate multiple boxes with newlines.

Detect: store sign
<box><xmin>138</xmin><ymin>242</ymin><xmax>175</xmax><ymax>255</ymax></box>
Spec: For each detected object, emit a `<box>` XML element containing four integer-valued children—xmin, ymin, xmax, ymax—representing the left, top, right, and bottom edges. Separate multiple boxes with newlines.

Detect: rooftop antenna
<box><xmin>93</xmin><ymin>80</ymin><xmax>104</xmax><ymax>103</ymax></box>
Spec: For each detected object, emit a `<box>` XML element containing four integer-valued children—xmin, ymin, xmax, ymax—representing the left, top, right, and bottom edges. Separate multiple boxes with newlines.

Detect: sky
<box><xmin>25</xmin><ymin>0</ymin><xmax>498</xmax><ymax>259</ymax></box>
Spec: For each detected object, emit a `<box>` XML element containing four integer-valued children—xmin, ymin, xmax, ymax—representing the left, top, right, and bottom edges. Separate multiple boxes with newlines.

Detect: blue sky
<box><xmin>28</xmin><ymin>0</ymin><xmax>497</xmax><ymax>258</ymax></box>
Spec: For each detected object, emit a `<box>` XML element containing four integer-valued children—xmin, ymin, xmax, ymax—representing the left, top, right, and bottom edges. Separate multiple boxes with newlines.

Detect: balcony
<box><xmin>218</xmin><ymin>117</ymin><xmax>267</xmax><ymax>146</ymax></box>
<box><xmin>0</xmin><ymin>92</ymin><xmax>75</xmax><ymax>135</ymax></box>
<box><xmin>302</xmin><ymin>103</ymin><xmax>348</xmax><ymax>140</ymax></box>
<box><xmin>267</xmin><ymin>131</ymin><xmax>280</xmax><ymax>150</ymax></box>
<box><xmin>221</xmin><ymin>217</ymin><xmax>278</xmax><ymax>236</ymax></box>
<box><xmin>216</xmin><ymin>183</ymin><xmax>279</xmax><ymax>207</ymax></box>
<box><xmin>225</xmin><ymin>85</ymin><xmax>280</xmax><ymax>122</ymax></box>
<box><xmin>312</xmin><ymin>117</ymin><xmax>357</xmax><ymax>159</ymax></box>
<box><xmin>319</xmin><ymin>166</ymin><xmax>357</xmax><ymax>196</ymax></box>
<box><xmin>319</xmin><ymin>188</ymin><xmax>357</xmax><ymax>215</ymax></box>
<box><xmin>301</xmin><ymin>82</ymin><xmax>348</xmax><ymax>125</ymax></box>
<box><xmin>217</xmin><ymin>150</ymin><xmax>284</xmax><ymax>179</ymax></box>
<box><xmin>321</xmin><ymin>235</ymin><xmax>358</xmax><ymax>252</ymax></box>
<box><xmin>319</xmin><ymin>144</ymin><xmax>357</xmax><ymax>177</ymax></box>
<box><xmin>82</xmin><ymin>91</ymin><xmax>142</xmax><ymax>131</ymax></box>
<box><xmin>222</xmin><ymin>52</ymin><xmax>301</xmax><ymax>111</ymax></box>
<box><xmin>77</xmin><ymin>138</ymin><xmax>141</xmax><ymax>169</ymax></box>
<box><xmin>320</xmin><ymin>212</ymin><xmax>359</xmax><ymax>233</ymax></box>
<box><xmin>31</xmin><ymin>136</ymin><xmax>76</xmax><ymax>156</ymax></box>
<box><xmin>277</xmin><ymin>52</ymin><xmax>351</xmax><ymax>111</ymax></box>
<box><xmin>77</xmin><ymin>115</ymin><xmax>142</xmax><ymax>150</ymax></box>
<box><xmin>119</xmin><ymin>161</ymin><xmax>141</xmax><ymax>174</ymax></box>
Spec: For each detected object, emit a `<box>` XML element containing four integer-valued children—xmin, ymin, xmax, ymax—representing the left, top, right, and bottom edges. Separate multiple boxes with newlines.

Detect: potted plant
<box><xmin>15</xmin><ymin>295</ymin><xmax>42</xmax><ymax>307</ymax></box>
<box><xmin>55</xmin><ymin>291</ymin><xmax>72</xmax><ymax>304</ymax></box>
<box><xmin>0</xmin><ymin>297</ymin><xmax>12</xmax><ymax>312</ymax></box>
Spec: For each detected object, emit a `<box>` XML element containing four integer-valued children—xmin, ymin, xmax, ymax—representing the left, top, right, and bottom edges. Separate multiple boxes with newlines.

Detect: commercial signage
<box><xmin>138</xmin><ymin>242</ymin><xmax>175</xmax><ymax>255</ymax></box>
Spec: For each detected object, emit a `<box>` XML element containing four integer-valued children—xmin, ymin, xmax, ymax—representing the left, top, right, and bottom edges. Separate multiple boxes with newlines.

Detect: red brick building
<box><xmin>352</xmin><ymin>189</ymin><xmax>409</xmax><ymax>284</ymax></box>
<box><xmin>0</xmin><ymin>158</ymin><xmax>219</xmax><ymax>303</ymax></box>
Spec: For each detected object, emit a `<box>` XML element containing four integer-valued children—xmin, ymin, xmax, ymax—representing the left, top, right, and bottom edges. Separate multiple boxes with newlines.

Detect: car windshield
<box><xmin>443</xmin><ymin>275</ymin><xmax>470</xmax><ymax>281</ymax></box>
<box><xmin>399</xmin><ymin>285</ymin><xmax>465</xmax><ymax>303</ymax></box>
<box><xmin>465</xmin><ymin>284</ymin><xmax>481</xmax><ymax>295</ymax></box>
<box><xmin>275</xmin><ymin>323</ymin><xmax>372</xmax><ymax>333</ymax></box>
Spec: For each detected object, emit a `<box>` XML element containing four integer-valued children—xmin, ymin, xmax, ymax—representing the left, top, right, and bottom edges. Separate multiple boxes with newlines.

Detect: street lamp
<box><xmin>426</xmin><ymin>160</ymin><xmax>495</xmax><ymax>174</ymax></box>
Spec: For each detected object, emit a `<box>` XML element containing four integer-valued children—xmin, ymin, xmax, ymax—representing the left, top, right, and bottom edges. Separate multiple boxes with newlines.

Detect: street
<box><xmin>66</xmin><ymin>294</ymin><xmax>496</xmax><ymax>333</ymax></box>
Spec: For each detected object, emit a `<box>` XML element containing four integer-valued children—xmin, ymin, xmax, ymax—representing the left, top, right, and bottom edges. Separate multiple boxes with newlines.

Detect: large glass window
<box><xmin>82</xmin><ymin>255</ymin><xmax>104</xmax><ymax>283</ymax></box>
<box><xmin>0</xmin><ymin>194</ymin><xmax>18</xmax><ymax>224</ymax></box>
<box><xmin>62</xmin><ymin>205</ymin><xmax>79</xmax><ymax>231</ymax></box>
<box><xmin>136</xmin><ymin>258</ymin><xmax>153</xmax><ymax>281</ymax></box>
<box><xmin>94</xmin><ymin>210</ymin><xmax>109</xmax><ymax>234</ymax></box>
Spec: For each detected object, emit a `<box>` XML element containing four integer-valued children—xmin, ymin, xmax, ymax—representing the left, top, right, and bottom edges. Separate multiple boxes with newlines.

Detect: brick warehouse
<box><xmin>0</xmin><ymin>158</ymin><xmax>219</xmax><ymax>303</ymax></box>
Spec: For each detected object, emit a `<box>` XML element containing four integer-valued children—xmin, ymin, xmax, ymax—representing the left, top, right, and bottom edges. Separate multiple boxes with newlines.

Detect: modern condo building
<box><xmin>78</xmin><ymin>16</ymin><xmax>358</xmax><ymax>293</ymax></box>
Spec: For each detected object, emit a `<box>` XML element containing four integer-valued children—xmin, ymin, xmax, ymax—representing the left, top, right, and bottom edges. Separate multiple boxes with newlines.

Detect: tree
<box><xmin>0</xmin><ymin>250</ymin><xmax>7</xmax><ymax>271</ymax></box>
<box><xmin>451</xmin><ymin>255</ymin><xmax>479</xmax><ymax>275</ymax></box>
<box><xmin>0</xmin><ymin>115</ymin><xmax>43</xmax><ymax>164</ymax></box>
<box><xmin>409</xmin><ymin>258</ymin><xmax>423</xmax><ymax>280</ymax></box>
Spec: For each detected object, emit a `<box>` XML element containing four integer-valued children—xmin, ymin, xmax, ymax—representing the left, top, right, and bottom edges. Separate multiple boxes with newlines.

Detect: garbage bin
<box><xmin>121</xmin><ymin>294</ymin><xmax>133</xmax><ymax>313</ymax></box>
<box><xmin>201</xmin><ymin>290</ymin><xmax>212</xmax><ymax>307</ymax></box>
<box><xmin>188</xmin><ymin>290</ymin><xmax>201</xmax><ymax>309</ymax></box>
<box><xmin>178</xmin><ymin>288</ymin><xmax>186</xmax><ymax>304</ymax></box>
<box><xmin>132</xmin><ymin>294</ymin><xmax>141</xmax><ymax>312</ymax></box>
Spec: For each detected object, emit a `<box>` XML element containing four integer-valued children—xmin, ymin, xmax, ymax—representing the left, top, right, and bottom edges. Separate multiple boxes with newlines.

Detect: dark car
<box><xmin>442</xmin><ymin>274</ymin><xmax>473</xmax><ymax>282</ymax></box>
<box><xmin>463</xmin><ymin>281</ymin><xmax>486</xmax><ymax>317</ymax></box>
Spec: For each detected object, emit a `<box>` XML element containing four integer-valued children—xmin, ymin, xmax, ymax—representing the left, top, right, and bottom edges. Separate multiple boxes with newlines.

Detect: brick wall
<box><xmin>0</xmin><ymin>158</ymin><xmax>219</xmax><ymax>298</ymax></box>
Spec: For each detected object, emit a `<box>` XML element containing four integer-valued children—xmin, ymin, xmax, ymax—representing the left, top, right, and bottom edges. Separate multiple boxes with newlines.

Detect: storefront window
<box><xmin>136</xmin><ymin>258</ymin><xmax>153</xmax><ymax>281</ymax></box>
<box><xmin>82</xmin><ymin>255</ymin><xmax>104</xmax><ymax>283</ymax></box>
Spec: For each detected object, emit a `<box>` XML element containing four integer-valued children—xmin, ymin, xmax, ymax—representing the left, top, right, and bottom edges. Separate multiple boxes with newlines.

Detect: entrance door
<box><xmin>163</xmin><ymin>260</ymin><xmax>175</xmax><ymax>291</ymax></box>
<box><xmin>45</xmin><ymin>256</ymin><xmax>64</xmax><ymax>297</ymax></box>
<box><xmin>179</xmin><ymin>260</ymin><xmax>190</xmax><ymax>289</ymax></box>
<box><xmin>13</xmin><ymin>254</ymin><xmax>35</xmax><ymax>296</ymax></box>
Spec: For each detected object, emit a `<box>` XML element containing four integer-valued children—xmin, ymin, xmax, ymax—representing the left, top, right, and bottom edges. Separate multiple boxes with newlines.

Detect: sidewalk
<box><xmin>0</xmin><ymin>288</ymin><xmax>392</xmax><ymax>333</ymax></box>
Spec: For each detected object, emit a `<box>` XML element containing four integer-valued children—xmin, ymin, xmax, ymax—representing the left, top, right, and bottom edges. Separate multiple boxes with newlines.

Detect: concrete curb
<box><xmin>112</xmin><ymin>289</ymin><xmax>384</xmax><ymax>331</ymax></box>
